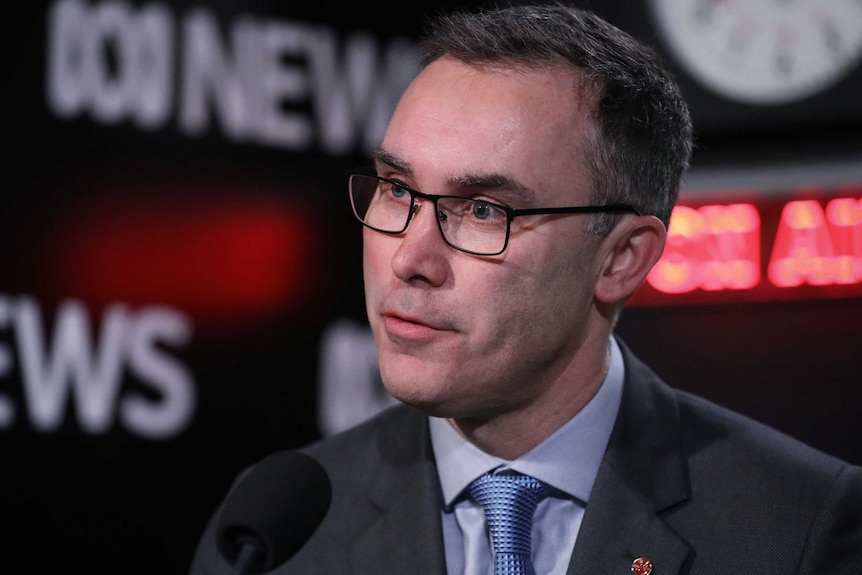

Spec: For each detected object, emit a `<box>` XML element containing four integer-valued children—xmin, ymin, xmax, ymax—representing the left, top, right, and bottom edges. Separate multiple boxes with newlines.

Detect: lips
<box><xmin>382</xmin><ymin>310</ymin><xmax>451</xmax><ymax>341</ymax></box>
<box><xmin>386</xmin><ymin>311</ymin><xmax>436</xmax><ymax>328</ymax></box>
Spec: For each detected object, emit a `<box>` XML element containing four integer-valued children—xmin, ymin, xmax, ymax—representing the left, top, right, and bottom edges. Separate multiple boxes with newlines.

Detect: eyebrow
<box><xmin>373</xmin><ymin>147</ymin><xmax>413</xmax><ymax>176</ymax></box>
<box><xmin>372</xmin><ymin>147</ymin><xmax>537</xmax><ymax>206</ymax></box>
<box><xmin>452</xmin><ymin>173</ymin><xmax>536</xmax><ymax>206</ymax></box>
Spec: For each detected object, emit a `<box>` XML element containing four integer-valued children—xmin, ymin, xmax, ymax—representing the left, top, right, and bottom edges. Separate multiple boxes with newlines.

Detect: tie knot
<box><xmin>468</xmin><ymin>472</ymin><xmax>550</xmax><ymax>511</ymax></box>
<box><xmin>467</xmin><ymin>471</ymin><xmax>550</xmax><ymax>573</ymax></box>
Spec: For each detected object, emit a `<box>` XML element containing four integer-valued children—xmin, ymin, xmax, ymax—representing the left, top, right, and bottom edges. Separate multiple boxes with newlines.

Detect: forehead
<box><xmin>380</xmin><ymin>58</ymin><xmax>596</xmax><ymax>205</ymax></box>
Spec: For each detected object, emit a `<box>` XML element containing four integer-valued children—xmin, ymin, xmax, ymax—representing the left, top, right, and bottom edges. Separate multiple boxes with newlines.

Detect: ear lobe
<box><xmin>594</xmin><ymin>215</ymin><xmax>666</xmax><ymax>304</ymax></box>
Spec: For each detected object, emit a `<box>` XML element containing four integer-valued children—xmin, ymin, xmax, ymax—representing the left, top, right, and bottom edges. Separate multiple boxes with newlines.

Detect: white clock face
<box><xmin>649</xmin><ymin>0</ymin><xmax>862</xmax><ymax>105</ymax></box>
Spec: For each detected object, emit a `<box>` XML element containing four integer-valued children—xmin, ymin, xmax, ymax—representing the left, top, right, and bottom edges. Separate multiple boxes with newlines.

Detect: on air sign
<box><xmin>630</xmin><ymin>186</ymin><xmax>862</xmax><ymax>306</ymax></box>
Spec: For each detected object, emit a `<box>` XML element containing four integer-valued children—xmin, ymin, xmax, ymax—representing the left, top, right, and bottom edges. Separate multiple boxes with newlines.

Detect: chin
<box><xmin>381</xmin><ymin>374</ymin><xmax>449</xmax><ymax>415</ymax></box>
<box><xmin>382</xmin><ymin>378</ymin><xmax>434</xmax><ymax>408</ymax></box>
<box><xmin>377</xmin><ymin>351</ymin><xmax>472</xmax><ymax>410</ymax></box>
<box><xmin>383</xmin><ymin>377</ymin><xmax>486</xmax><ymax>421</ymax></box>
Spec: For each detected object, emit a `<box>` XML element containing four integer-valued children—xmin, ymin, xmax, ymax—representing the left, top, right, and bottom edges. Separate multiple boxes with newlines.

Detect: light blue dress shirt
<box><xmin>429</xmin><ymin>338</ymin><xmax>625</xmax><ymax>575</ymax></box>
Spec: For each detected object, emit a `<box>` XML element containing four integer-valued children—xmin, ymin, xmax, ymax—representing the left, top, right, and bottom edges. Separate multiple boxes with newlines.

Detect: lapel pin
<box><xmin>631</xmin><ymin>557</ymin><xmax>653</xmax><ymax>575</ymax></box>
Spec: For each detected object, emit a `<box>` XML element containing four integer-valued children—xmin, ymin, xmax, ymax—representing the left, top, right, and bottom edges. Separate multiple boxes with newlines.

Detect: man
<box><xmin>192</xmin><ymin>4</ymin><xmax>862</xmax><ymax>574</ymax></box>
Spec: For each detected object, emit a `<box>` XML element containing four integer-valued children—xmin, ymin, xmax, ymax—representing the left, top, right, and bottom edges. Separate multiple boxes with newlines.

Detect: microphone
<box><xmin>215</xmin><ymin>451</ymin><xmax>332</xmax><ymax>574</ymax></box>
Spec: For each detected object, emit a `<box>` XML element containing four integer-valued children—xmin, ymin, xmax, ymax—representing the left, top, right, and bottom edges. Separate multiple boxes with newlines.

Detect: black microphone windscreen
<box><xmin>215</xmin><ymin>451</ymin><xmax>332</xmax><ymax>573</ymax></box>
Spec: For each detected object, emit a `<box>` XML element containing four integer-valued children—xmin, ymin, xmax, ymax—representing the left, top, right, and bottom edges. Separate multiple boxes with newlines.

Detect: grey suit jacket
<box><xmin>190</xmin><ymin>343</ymin><xmax>862</xmax><ymax>574</ymax></box>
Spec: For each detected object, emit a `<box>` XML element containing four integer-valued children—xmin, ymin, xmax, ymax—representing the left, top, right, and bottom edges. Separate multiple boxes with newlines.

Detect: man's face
<box><xmin>364</xmin><ymin>57</ymin><xmax>606</xmax><ymax>422</ymax></box>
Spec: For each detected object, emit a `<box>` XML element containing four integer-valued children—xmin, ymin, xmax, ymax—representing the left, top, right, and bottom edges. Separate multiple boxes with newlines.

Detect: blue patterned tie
<box><xmin>467</xmin><ymin>472</ymin><xmax>551</xmax><ymax>575</ymax></box>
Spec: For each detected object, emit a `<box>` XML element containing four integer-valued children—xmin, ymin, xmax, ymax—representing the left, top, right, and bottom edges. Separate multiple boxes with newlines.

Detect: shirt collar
<box><xmin>430</xmin><ymin>337</ymin><xmax>624</xmax><ymax>508</ymax></box>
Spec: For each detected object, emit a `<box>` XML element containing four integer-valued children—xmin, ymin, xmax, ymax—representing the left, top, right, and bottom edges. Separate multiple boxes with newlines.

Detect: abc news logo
<box><xmin>46</xmin><ymin>0</ymin><xmax>417</xmax><ymax>155</ymax></box>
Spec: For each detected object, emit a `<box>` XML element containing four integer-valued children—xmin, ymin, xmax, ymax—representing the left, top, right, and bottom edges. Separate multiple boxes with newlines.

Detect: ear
<box><xmin>594</xmin><ymin>215</ymin><xmax>666</xmax><ymax>305</ymax></box>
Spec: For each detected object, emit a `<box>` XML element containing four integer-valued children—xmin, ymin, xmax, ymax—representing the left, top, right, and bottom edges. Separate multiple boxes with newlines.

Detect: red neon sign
<box><xmin>647</xmin><ymin>204</ymin><xmax>760</xmax><ymax>294</ymax></box>
<box><xmin>768</xmin><ymin>200</ymin><xmax>860</xmax><ymax>287</ymax></box>
<box><xmin>630</xmin><ymin>188</ymin><xmax>862</xmax><ymax>306</ymax></box>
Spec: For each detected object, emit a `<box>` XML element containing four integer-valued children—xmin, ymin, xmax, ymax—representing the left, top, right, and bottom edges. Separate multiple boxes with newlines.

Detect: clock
<box><xmin>648</xmin><ymin>0</ymin><xmax>862</xmax><ymax>105</ymax></box>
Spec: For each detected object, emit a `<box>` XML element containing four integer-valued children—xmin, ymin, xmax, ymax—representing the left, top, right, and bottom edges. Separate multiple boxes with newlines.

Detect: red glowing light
<box><xmin>827</xmin><ymin>197</ymin><xmax>862</xmax><ymax>227</ymax></box>
<box><xmin>647</xmin><ymin>203</ymin><xmax>760</xmax><ymax>294</ymax></box>
<box><xmin>631</xmin><ymin>191</ymin><xmax>862</xmax><ymax>306</ymax></box>
<box><xmin>767</xmin><ymin>199</ymin><xmax>858</xmax><ymax>287</ymax></box>
<box><xmin>785</xmin><ymin>200</ymin><xmax>823</xmax><ymax>229</ymax></box>
<box><xmin>826</xmin><ymin>198</ymin><xmax>862</xmax><ymax>284</ymax></box>
<box><xmin>46</xmin><ymin>193</ymin><xmax>319</xmax><ymax>326</ymax></box>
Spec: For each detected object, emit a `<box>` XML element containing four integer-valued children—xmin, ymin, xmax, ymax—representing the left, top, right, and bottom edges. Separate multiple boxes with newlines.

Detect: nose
<box><xmin>390</xmin><ymin>199</ymin><xmax>450</xmax><ymax>287</ymax></box>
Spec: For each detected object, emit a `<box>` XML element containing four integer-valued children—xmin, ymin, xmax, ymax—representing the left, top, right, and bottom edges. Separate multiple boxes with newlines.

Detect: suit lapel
<box><xmin>566</xmin><ymin>462</ymin><xmax>692</xmax><ymax>575</ymax></box>
<box><xmin>348</xmin><ymin>410</ymin><xmax>448</xmax><ymax>575</ymax></box>
<box><xmin>567</xmin><ymin>341</ymin><xmax>693</xmax><ymax>575</ymax></box>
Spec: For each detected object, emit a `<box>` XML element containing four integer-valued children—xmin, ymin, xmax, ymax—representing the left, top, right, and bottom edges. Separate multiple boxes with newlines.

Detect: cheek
<box><xmin>506</xmin><ymin>244</ymin><xmax>594</xmax><ymax>331</ymax></box>
<box><xmin>465</xmin><ymin>260</ymin><xmax>564</xmax><ymax>348</ymax></box>
<box><xmin>362</xmin><ymin>233</ymin><xmax>394</xmax><ymax>291</ymax></box>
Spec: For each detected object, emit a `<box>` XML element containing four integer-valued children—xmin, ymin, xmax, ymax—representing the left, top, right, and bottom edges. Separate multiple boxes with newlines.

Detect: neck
<box><xmin>449</xmin><ymin>328</ymin><xmax>612</xmax><ymax>460</ymax></box>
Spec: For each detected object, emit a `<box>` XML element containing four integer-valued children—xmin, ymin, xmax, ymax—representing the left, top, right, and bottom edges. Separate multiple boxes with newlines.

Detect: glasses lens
<box><xmin>350</xmin><ymin>174</ymin><xmax>411</xmax><ymax>233</ymax></box>
<box><xmin>348</xmin><ymin>174</ymin><xmax>510</xmax><ymax>255</ymax></box>
<box><xmin>437</xmin><ymin>197</ymin><xmax>508</xmax><ymax>255</ymax></box>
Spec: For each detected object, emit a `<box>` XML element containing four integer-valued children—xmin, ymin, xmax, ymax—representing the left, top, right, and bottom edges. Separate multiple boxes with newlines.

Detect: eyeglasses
<box><xmin>348</xmin><ymin>173</ymin><xmax>641</xmax><ymax>256</ymax></box>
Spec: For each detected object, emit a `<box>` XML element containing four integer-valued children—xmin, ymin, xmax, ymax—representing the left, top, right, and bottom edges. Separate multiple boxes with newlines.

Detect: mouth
<box><xmin>382</xmin><ymin>311</ymin><xmax>450</xmax><ymax>341</ymax></box>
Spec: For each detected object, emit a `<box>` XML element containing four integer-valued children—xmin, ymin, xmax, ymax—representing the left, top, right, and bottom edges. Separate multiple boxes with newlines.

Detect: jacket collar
<box><xmin>567</xmin><ymin>340</ymin><xmax>692</xmax><ymax>575</ymax></box>
<box><xmin>348</xmin><ymin>407</ymin><xmax>448</xmax><ymax>574</ymax></box>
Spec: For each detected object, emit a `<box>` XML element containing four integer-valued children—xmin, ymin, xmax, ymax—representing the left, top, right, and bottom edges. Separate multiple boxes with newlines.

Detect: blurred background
<box><xmin>3</xmin><ymin>1</ymin><xmax>861</xmax><ymax>573</ymax></box>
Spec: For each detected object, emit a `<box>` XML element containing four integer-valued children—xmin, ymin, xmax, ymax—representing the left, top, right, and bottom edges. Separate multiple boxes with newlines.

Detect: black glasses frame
<box><xmin>349</xmin><ymin>173</ymin><xmax>642</xmax><ymax>256</ymax></box>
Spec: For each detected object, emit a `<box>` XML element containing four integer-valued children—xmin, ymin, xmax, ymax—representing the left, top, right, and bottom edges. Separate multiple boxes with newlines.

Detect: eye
<box><xmin>472</xmin><ymin>202</ymin><xmax>492</xmax><ymax>219</ymax></box>
<box><xmin>470</xmin><ymin>200</ymin><xmax>506</xmax><ymax>221</ymax></box>
<box><xmin>389</xmin><ymin>181</ymin><xmax>409</xmax><ymax>199</ymax></box>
